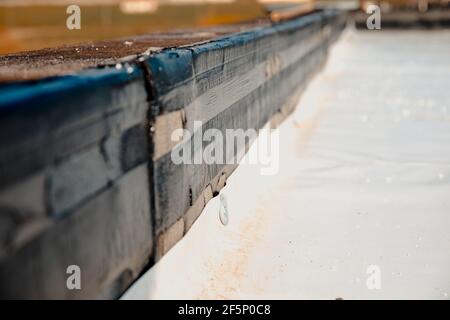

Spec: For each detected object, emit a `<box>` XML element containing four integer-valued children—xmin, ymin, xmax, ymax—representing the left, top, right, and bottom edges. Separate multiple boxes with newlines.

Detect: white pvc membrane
<box><xmin>122</xmin><ymin>28</ymin><xmax>450</xmax><ymax>300</ymax></box>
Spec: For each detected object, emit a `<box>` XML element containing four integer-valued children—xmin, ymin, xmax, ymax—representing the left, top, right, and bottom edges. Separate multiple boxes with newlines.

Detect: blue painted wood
<box><xmin>147</xmin><ymin>9</ymin><xmax>347</xmax><ymax>235</ymax></box>
<box><xmin>145</xmin><ymin>11</ymin><xmax>328</xmax><ymax>113</ymax></box>
<box><xmin>0</xmin><ymin>63</ymin><xmax>152</xmax><ymax>298</ymax></box>
<box><xmin>0</xmin><ymin>66</ymin><xmax>142</xmax><ymax>111</ymax></box>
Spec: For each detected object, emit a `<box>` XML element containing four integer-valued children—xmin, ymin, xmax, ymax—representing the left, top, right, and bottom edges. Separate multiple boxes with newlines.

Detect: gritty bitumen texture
<box><xmin>0</xmin><ymin>21</ymin><xmax>270</xmax><ymax>83</ymax></box>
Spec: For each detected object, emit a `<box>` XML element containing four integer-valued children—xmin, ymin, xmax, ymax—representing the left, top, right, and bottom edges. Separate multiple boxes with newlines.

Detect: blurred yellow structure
<box><xmin>0</xmin><ymin>0</ymin><xmax>269</xmax><ymax>54</ymax></box>
<box><xmin>260</xmin><ymin>0</ymin><xmax>316</xmax><ymax>21</ymax></box>
<box><xmin>0</xmin><ymin>0</ymin><xmax>325</xmax><ymax>54</ymax></box>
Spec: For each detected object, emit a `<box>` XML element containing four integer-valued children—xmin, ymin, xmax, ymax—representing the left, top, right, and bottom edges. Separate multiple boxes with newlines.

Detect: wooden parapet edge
<box><xmin>0</xmin><ymin>9</ymin><xmax>347</xmax><ymax>299</ymax></box>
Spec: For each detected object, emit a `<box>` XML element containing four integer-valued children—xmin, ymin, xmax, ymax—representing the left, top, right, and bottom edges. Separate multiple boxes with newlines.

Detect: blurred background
<box><xmin>0</xmin><ymin>0</ymin><xmax>269</xmax><ymax>55</ymax></box>
<box><xmin>0</xmin><ymin>0</ymin><xmax>449</xmax><ymax>55</ymax></box>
